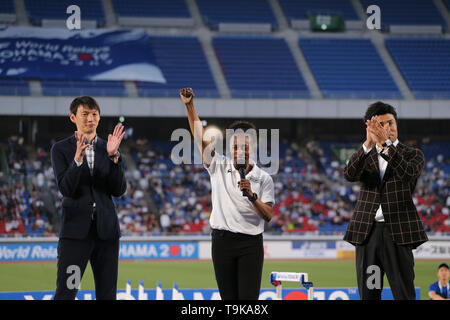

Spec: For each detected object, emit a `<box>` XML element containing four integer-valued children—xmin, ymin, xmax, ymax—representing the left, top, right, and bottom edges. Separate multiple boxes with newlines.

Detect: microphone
<box><xmin>236</xmin><ymin>157</ymin><xmax>248</xmax><ymax>197</ymax></box>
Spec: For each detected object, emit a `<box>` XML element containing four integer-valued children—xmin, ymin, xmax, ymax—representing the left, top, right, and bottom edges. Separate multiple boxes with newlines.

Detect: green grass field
<box><xmin>0</xmin><ymin>260</ymin><xmax>440</xmax><ymax>300</ymax></box>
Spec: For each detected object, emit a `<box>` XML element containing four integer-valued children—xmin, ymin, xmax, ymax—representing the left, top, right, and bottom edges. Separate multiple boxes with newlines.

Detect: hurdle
<box><xmin>270</xmin><ymin>272</ymin><xmax>314</xmax><ymax>300</ymax></box>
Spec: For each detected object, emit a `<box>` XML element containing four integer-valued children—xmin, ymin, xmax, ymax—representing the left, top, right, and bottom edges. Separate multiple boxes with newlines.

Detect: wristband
<box><xmin>249</xmin><ymin>192</ymin><xmax>258</xmax><ymax>203</ymax></box>
<box><xmin>382</xmin><ymin>139</ymin><xmax>392</xmax><ymax>148</ymax></box>
<box><xmin>109</xmin><ymin>151</ymin><xmax>120</xmax><ymax>159</ymax></box>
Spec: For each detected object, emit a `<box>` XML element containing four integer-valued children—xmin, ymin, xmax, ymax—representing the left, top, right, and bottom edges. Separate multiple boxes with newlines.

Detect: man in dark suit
<box><xmin>51</xmin><ymin>96</ymin><xmax>127</xmax><ymax>300</ymax></box>
<box><xmin>343</xmin><ymin>101</ymin><xmax>428</xmax><ymax>300</ymax></box>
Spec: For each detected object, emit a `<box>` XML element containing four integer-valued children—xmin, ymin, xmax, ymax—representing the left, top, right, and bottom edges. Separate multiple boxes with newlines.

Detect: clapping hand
<box><xmin>107</xmin><ymin>123</ymin><xmax>125</xmax><ymax>157</ymax></box>
<box><xmin>74</xmin><ymin>131</ymin><xmax>89</xmax><ymax>163</ymax></box>
<box><xmin>366</xmin><ymin>116</ymin><xmax>390</xmax><ymax>146</ymax></box>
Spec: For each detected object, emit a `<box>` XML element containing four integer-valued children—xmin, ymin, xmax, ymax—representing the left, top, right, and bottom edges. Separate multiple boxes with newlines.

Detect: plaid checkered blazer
<box><xmin>343</xmin><ymin>142</ymin><xmax>428</xmax><ymax>249</ymax></box>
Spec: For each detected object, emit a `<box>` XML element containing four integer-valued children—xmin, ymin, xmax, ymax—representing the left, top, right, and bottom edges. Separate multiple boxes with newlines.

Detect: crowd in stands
<box><xmin>415</xmin><ymin>154</ymin><xmax>450</xmax><ymax>233</ymax></box>
<box><xmin>0</xmin><ymin>136</ymin><xmax>55</xmax><ymax>237</ymax></box>
<box><xmin>0</xmin><ymin>135</ymin><xmax>448</xmax><ymax>237</ymax></box>
<box><xmin>128</xmin><ymin>138</ymin><xmax>211</xmax><ymax>235</ymax></box>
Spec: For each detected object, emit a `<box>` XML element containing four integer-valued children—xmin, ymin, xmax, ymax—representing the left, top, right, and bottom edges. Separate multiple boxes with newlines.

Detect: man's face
<box><xmin>437</xmin><ymin>267</ymin><xmax>449</xmax><ymax>282</ymax></box>
<box><xmin>376</xmin><ymin>113</ymin><xmax>398</xmax><ymax>142</ymax></box>
<box><xmin>230</xmin><ymin>133</ymin><xmax>254</xmax><ymax>167</ymax></box>
<box><xmin>70</xmin><ymin>105</ymin><xmax>100</xmax><ymax>135</ymax></box>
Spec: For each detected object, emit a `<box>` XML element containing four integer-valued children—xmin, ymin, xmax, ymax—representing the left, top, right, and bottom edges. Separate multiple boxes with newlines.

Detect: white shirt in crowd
<box><xmin>362</xmin><ymin>139</ymin><xmax>400</xmax><ymax>222</ymax></box>
<box><xmin>205</xmin><ymin>153</ymin><xmax>275</xmax><ymax>235</ymax></box>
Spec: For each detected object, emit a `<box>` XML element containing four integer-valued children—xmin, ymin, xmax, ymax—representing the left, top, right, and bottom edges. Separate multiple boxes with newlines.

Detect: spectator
<box><xmin>428</xmin><ymin>263</ymin><xmax>450</xmax><ymax>300</ymax></box>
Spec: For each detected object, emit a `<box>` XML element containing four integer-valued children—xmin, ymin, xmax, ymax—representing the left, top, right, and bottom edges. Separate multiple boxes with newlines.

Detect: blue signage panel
<box><xmin>0</xmin><ymin>288</ymin><xmax>421</xmax><ymax>300</ymax></box>
<box><xmin>0</xmin><ymin>241</ymin><xmax>198</xmax><ymax>261</ymax></box>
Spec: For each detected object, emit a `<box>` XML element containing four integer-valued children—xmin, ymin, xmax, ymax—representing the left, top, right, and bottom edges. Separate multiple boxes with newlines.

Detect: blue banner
<box><xmin>0</xmin><ymin>288</ymin><xmax>421</xmax><ymax>300</ymax></box>
<box><xmin>0</xmin><ymin>241</ymin><xmax>198</xmax><ymax>261</ymax></box>
<box><xmin>119</xmin><ymin>242</ymin><xmax>198</xmax><ymax>260</ymax></box>
<box><xmin>0</xmin><ymin>243</ymin><xmax>57</xmax><ymax>261</ymax></box>
<box><xmin>0</xmin><ymin>26</ymin><xmax>166</xmax><ymax>82</ymax></box>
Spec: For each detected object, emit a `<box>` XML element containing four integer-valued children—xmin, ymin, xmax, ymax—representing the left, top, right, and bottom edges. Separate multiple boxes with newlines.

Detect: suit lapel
<box><xmin>368</xmin><ymin>147</ymin><xmax>380</xmax><ymax>180</ymax></box>
<box><xmin>69</xmin><ymin>135</ymin><xmax>77</xmax><ymax>148</ymax></box>
<box><xmin>382</xmin><ymin>142</ymin><xmax>403</xmax><ymax>184</ymax></box>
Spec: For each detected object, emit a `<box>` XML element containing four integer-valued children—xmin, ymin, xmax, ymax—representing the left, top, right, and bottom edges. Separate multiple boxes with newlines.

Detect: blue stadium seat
<box><xmin>213</xmin><ymin>37</ymin><xmax>309</xmax><ymax>98</ymax></box>
<box><xmin>137</xmin><ymin>36</ymin><xmax>219</xmax><ymax>98</ymax></box>
<box><xmin>445</xmin><ymin>0</ymin><xmax>450</xmax><ymax>11</ymax></box>
<box><xmin>0</xmin><ymin>79</ymin><xmax>30</xmax><ymax>95</ymax></box>
<box><xmin>41</xmin><ymin>80</ymin><xmax>127</xmax><ymax>97</ymax></box>
<box><xmin>359</xmin><ymin>0</ymin><xmax>446</xmax><ymax>29</ymax></box>
<box><xmin>299</xmin><ymin>38</ymin><xmax>401</xmax><ymax>99</ymax></box>
<box><xmin>421</xmin><ymin>141</ymin><xmax>450</xmax><ymax>159</ymax></box>
<box><xmin>111</xmin><ymin>0</ymin><xmax>191</xmax><ymax>18</ymax></box>
<box><xmin>196</xmin><ymin>0</ymin><xmax>277</xmax><ymax>29</ymax></box>
<box><xmin>386</xmin><ymin>39</ymin><xmax>450</xmax><ymax>99</ymax></box>
<box><xmin>0</xmin><ymin>0</ymin><xmax>15</xmax><ymax>14</ymax></box>
<box><xmin>279</xmin><ymin>0</ymin><xmax>359</xmax><ymax>21</ymax></box>
<box><xmin>24</xmin><ymin>0</ymin><xmax>106</xmax><ymax>27</ymax></box>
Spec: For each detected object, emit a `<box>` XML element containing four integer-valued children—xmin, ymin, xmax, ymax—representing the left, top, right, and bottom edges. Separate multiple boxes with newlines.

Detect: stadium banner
<box><xmin>0</xmin><ymin>26</ymin><xmax>166</xmax><ymax>82</ymax></box>
<box><xmin>119</xmin><ymin>241</ymin><xmax>198</xmax><ymax>260</ymax></box>
<box><xmin>1</xmin><ymin>238</ymin><xmax>448</xmax><ymax>262</ymax></box>
<box><xmin>0</xmin><ymin>241</ymin><xmax>198</xmax><ymax>261</ymax></box>
<box><xmin>336</xmin><ymin>241</ymin><xmax>450</xmax><ymax>260</ymax></box>
<box><xmin>199</xmin><ymin>240</ymin><xmax>338</xmax><ymax>260</ymax></box>
<box><xmin>265</xmin><ymin>240</ymin><xmax>337</xmax><ymax>259</ymax></box>
<box><xmin>0</xmin><ymin>287</ymin><xmax>420</xmax><ymax>300</ymax></box>
<box><xmin>412</xmin><ymin>241</ymin><xmax>450</xmax><ymax>259</ymax></box>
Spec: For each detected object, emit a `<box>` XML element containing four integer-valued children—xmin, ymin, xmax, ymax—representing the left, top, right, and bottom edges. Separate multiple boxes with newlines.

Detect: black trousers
<box><xmin>54</xmin><ymin>217</ymin><xmax>119</xmax><ymax>300</ymax></box>
<box><xmin>211</xmin><ymin>229</ymin><xmax>264</xmax><ymax>300</ymax></box>
<box><xmin>355</xmin><ymin>222</ymin><xmax>416</xmax><ymax>300</ymax></box>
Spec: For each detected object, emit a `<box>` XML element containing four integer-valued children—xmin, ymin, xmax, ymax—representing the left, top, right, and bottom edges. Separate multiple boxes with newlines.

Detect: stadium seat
<box><xmin>359</xmin><ymin>0</ymin><xmax>447</xmax><ymax>29</ymax></box>
<box><xmin>41</xmin><ymin>80</ymin><xmax>127</xmax><ymax>97</ymax></box>
<box><xmin>213</xmin><ymin>37</ymin><xmax>310</xmax><ymax>98</ymax></box>
<box><xmin>445</xmin><ymin>0</ymin><xmax>450</xmax><ymax>11</ymax></box>
<box><xmin>111</xmin><ymin>0</ymin><xmax>191</xmax><ymax>18</ymax></box>
<box><xmin>278</xmin><ymin>0</ymin><xmax>360</xmax><ymax>21</ymax></box>
<box><xmin>0</xmin><ymin>0</ymin><xmax>16</xmax><ymax>23</ymax></box>
<box><xmin>299</xmin><ymin>38</ymin><xmax>401</xmax><ymax>98</ymax></box>
<box><xmin>386</xmin><ymin>38</ymin><xmax>450</xmax><ymax>99</ymax></box>
<box><xmin>0</xmin><ymin>0</ymin><xmax>15</xmax><ymax>13</ymax></box>
<box><xmin>24</xmin><ymin>0</ymin><xmax>106</xmax><ymax>27</ymax></box>
<box><xmin>196</xmin><ymin>0</ymin><xmax>278</xmax><ymax>30</ymax></box>
<box><xmin>136</xmin><ymin>36</ymin><xmax>219</xmax><ymax>98</ymax></box>
<box><xmin>0</xmin><ymin>79</ymin><xmax>30</xmax><ymax>96</ymax></box>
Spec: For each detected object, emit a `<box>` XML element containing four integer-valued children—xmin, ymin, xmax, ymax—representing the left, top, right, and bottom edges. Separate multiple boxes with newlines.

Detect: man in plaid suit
<box><xmin>343</xmin><ymin>101</ymin><xmax>428</xmax><ymax>300</ymax></box>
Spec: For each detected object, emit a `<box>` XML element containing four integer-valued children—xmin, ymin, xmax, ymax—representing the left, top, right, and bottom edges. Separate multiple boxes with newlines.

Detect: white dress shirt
<box><xmin>74</xmin><ymin>136</ymin><xmax>97</xmax><ymax>213</ymax></box>
<box><xmin>362</xmin><ymin>139</ymin><xmax>399</xmax><ymax>222</ymax></box>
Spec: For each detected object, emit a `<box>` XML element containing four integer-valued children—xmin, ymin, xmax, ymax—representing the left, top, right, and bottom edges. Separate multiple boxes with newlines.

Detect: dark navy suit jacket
<box><xmin>50</xmin><ymin>135</ymin><xmax>126</xmax><ymax>240</ymax></box>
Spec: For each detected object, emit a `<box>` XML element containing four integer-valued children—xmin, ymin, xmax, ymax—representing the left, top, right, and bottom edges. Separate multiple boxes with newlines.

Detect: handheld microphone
<box><xmin>236</xmin><ymin>157</ymin><xmax>248</xmax><ymax>197</ymax></box>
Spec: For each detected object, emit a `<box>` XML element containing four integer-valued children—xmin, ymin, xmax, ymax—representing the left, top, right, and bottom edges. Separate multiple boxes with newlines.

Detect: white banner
<box><xmin>413</xmin><ymin>241</ymin><xmax>450</xmax><ymax>259</ymax></box>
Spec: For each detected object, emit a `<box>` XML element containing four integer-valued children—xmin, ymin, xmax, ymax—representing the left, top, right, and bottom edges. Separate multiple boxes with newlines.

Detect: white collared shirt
<box><xmin>362</xmin><ymin>139</ymin><xmax>399</xmax><ymax>222</ymax></box>
<box><xmin>205</xmin><ymin>153</ymin><xmax>275</xmax><ymax>235</ymax></box>
<box><xmin>438</xmin><ymin>281</ymin><xmax>450</xmax><ymax>298</ymax></box>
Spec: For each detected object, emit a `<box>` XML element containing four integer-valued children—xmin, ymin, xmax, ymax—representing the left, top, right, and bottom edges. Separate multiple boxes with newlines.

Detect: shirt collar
<box><xmin>227</xmin><ymin>156</ymin><xmax>260</xmax><ymax>178</ymax></box>
<box><xmin>438</xmin><ymin>281</ymin><xmax>450</xmax><ymax>289</ymax></box>
<box><xmin>88</xmin><ymin>135</ymin><xmax>97</xmax><ymax>146</ymax></box>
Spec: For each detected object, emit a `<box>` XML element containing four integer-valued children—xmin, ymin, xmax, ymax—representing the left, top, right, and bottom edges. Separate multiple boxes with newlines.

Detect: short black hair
<box><xmin>70</xmin><ymin>96</ymin><xmax>100</xmax><ymax>115</ymax></box>
<box><xmin>438</xmin><ymin>262</ymin><xmax>449</xmax><ymax>270</ymax></box>
<box><xmin>227</xmin><ymin>120</ymin><xmax>257</xmax><ymax>131</ymax></box>
<box><xmin>364</xmin><ymin>101</ymin><xmax>398</xmax><ymax>124</ymax></box>
<box><xmin>226</xmin><ymin>120</ymin><xmax>258</xmax><ymax>148</ymax></box>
